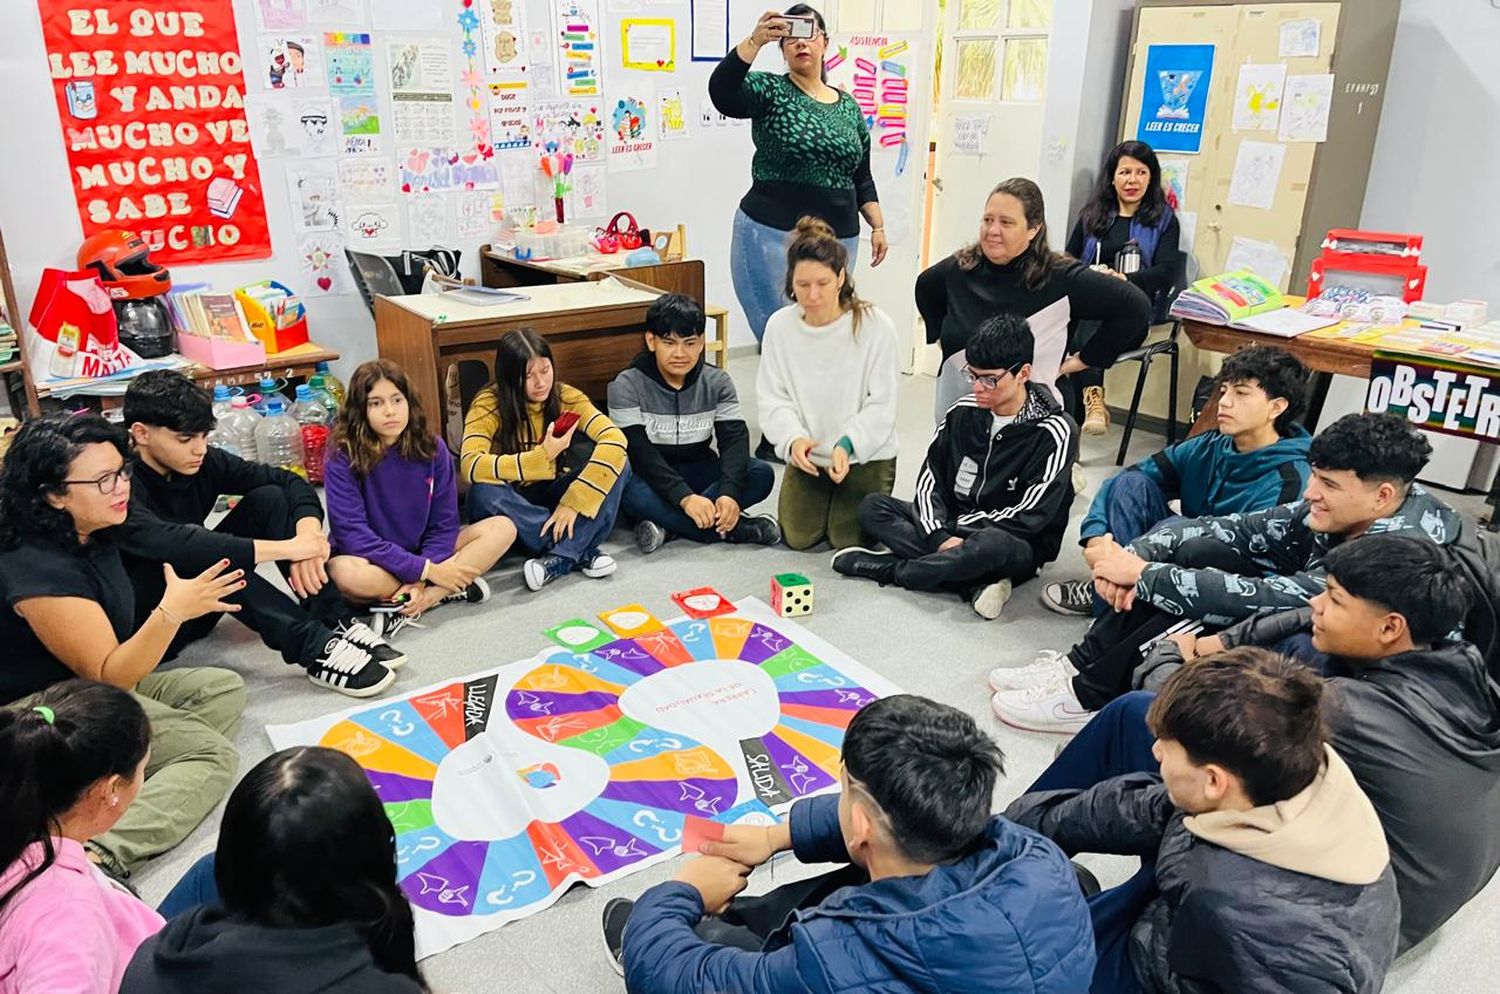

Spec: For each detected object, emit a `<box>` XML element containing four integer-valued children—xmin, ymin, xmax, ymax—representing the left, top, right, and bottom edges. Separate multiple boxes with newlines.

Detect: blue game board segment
<box><xmin>583</xmin><ymin>797</ymin><xmax>688</xmax><ymax>849</ymax></box>
<box><xmin>543</xmin><ymin>650</ymin><xmax>646</xmax><ymax>688</ymax></box>
<box><xmin>474</xmin><ymin>832</ymin><xmax>551</xmax><ymax>915</ymax></box>
<box><xmin>405</xmin><ymin>839</ymin><xmax>489</xmax><ymax>917</ymax></box>
<box><xmin>350</xmin><ymin>701</ymin><xmax>453</xmax><ymax>766</ymax></box>
<box><xmin>395</xmin><ymin>823</ymin><xmax>459</xmax><ymax>874</ymax></box>
<box><xmin>668</xmin><ymin>619</ymin><xmax>720</xmax><ymax>660</ymax></box>
<box><xmin>720</xmin><ymin>798</ymin><xmax>781</xmax><ymax>826</ymax></box>
<box><xmin>560</xmin><ymin>809</ymin><xmax>663</xmax><ymax>874</ymax></box>
<box><xmin>602</xmin><ymin>727</ymin><xmax>703</xmax><ymax>766</ymax></box>
<box><xmin>778</xmin><ymin>713</ymin><xmax>848</xmax><ymax>749</ymax></box>
<box><xmin>738</xmin><ymin>623</ymin><xmax>794</xmax><ymax>663</ymax></box>
<box><xmin>366</xmin><ymin>768</ymin><xmax>434</xmax><ymax>804</ymax></box>
<box><xmin>779</xmin><ymin>687</ymin><xmax>877</xmax><ymax>711</ymax></box>
<box><xmin>591</xmin><ymin>639</ymin><xmax>665</xmax><ymax>677</ymax></box>
<box><xmin>772</xmin><ymin>664</ymin><xmax>856</xmax><ymax>694</ymax></box>
<box><xmin>602</xmin><ymin>776</ymin><xmax>738</xmax><ymax>817</ymax></box>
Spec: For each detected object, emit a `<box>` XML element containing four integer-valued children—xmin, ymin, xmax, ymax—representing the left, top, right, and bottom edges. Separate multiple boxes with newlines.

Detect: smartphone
<box><xmin>552</xmin><ymin>411</ymin><xmax>581</xmax><ymax>437</ymax></box>
<box><xmin>783</xmin><ymin>14</ymin><xmax>815</xmax><ymax>39</ymax></box>
<box><xmin>370</xmin><ymin>592</ymin><xmax>411</xmax><ymax>613</ymax></box>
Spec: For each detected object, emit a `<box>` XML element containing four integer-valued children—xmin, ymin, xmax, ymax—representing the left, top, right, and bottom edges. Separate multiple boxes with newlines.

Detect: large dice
<box><xmin>771</xmin><ymin>572</ymin><xmax>813</xmax><ymax>616</ymax></box>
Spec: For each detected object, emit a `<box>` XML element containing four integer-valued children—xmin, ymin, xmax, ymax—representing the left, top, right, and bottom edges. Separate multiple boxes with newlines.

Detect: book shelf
<box><xmin>0</xmin><ymin>227</ymin><xmax>40</xmax><ymax>416</ymax></box>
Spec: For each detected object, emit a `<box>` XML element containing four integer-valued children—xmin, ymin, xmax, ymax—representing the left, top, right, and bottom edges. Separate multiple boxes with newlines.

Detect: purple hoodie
<box><xmin>325</xmin><ymin>437</ymin><xmax>460</xmax><ymax>584</ymax></box>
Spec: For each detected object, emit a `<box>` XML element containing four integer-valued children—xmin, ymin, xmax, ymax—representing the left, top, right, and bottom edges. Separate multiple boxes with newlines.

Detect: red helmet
<box><xmin>77</xmin><ymin>229</ymin><xmax>171</xmax><ymax>300</ymax></box>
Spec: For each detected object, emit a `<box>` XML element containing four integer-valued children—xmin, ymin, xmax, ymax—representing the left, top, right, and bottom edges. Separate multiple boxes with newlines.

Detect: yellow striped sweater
<box><xmin>460</xmin><ymin>384</ymin><xmax>628</xmax><ymax>518</ymax></box>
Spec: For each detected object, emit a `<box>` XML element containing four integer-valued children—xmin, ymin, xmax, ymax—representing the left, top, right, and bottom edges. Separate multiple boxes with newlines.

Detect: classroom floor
<box><xmin>134</xmin><ymin>353</ymin><xmax>1499</xmax><ymax>993</ymax></box>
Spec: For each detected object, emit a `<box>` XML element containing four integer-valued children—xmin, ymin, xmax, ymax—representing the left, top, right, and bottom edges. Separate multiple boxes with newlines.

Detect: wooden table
<box><xmin>374</xmin><ymin>281</ymin><xmax>662</xmax><ymax>422</ymax></box>
<box><xmin>480</xmin><ymin>249</ymin><xmax>705</xmax><ymax>304</ymax></box>
<box><xmin>35</xmin><ymin>342</ymin><xmax>340</xmax><ymax>405</ymax></box>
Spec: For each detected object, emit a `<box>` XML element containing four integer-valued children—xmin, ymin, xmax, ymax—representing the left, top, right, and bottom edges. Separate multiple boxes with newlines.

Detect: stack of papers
<box><xmin>1171</xmin><ymin>270</ymin><xmax>1286</xmax><ymax>324</ymax></box>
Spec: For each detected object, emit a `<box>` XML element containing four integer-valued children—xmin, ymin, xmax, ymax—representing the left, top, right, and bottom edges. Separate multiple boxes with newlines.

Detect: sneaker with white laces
<box><xmin>373</xmin><ymin>612</ymin><xmax>426</xmax><ymax>640</ymax></box>
<box><xmin>728</xmin><ymin>513</ymin><xmax>781</xmax><ymax>546</ymax></box>
<box><xmin>1041</xmin><ymin>579</ymin><xmax>1095</xmax><ymax>616</ymax></box>
<box><xmin>987</xmin><ymin>649</ymin><xmax>1078</xmax><ymax>693</ymax></box>
<box><xmin>305</xmin><ymin>637</ymin><xmax>395</xmax><ymax>698</ymax></box>
<box><xmin>580</xmin><ymin>549</ymin><xmax>617</xmax><ymax>578</ymax></box>
<box><xmin>440</xmin><ymin>576</ymin><xmax>491</xmax><ymax>605</ymax></box>
<box><xmin>970</xmin><ymin>578</ymin><xmax>1013</xmax><ymax>620</ymax></box>
<box><xmin>991</xmin><ymin>677</ymin><xmax>1095</xmax><ymax>733</ymax></box>
<box><xmin>524</xmin><ymin>554</ymin><xmax>574</xmax><ymax>591</ymax></box>
<box><xmin>634</xmin><ymin>519</ymin><xmax>667</xmax><ymax>554</ymax></box>
<box><xmin>601</xmin><ymin>897</ymin><xmax>634</xmax><ymax>977</ymax></box>
<box><xmin>334</xmin><ymin>618</ymin><xmax>407</xmax><ymax>671</ymax></box>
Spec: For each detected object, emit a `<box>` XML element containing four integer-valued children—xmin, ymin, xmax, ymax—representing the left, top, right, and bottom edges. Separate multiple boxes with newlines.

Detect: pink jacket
<box><xmin>0</xmin><ymin>838</ymin><xmax>164</xmax><ymax>994</ymax></box>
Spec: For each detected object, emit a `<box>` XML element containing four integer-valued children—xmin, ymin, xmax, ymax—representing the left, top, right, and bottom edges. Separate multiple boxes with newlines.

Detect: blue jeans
<box><xmin>622</xmin><ymin>458</ymin><xmax>775</xmax><ymax>542</ymax></box>
<box><xmin>1026</xmin><ymin>692</ymin><xmax>1161</xmax><ymax>994</ymax></box>
<box><xmin>468</xmin><ymin>467</ymin><xmax>628</xmax><ymax>563</ymax></box>
<box><xmin>157</xmin><ymin>852</ymin><xmax>219</xmax><ymax>919</ymax></box>
<box><xmin>729</xmin><ymin>209</ymin><xmax>860</xmax><ymax>343</ymax></box>
<box><xmin>1092</xmin><ymin>471</ymin><xmax>1184</xmax><ymax>618</ymax></box>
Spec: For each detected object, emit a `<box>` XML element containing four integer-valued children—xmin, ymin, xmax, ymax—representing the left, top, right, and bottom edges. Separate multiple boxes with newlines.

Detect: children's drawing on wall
<box><xmin>400</xmin><ymin>147</ymin><xmax>451</xmax><ymax>194</ymax></box>
<box><xmin>246</xmin><ymin>94</ymin><xmax>303</xmax><ymax>157</ymax></box>
<box><xmin>407</xmin><ymin>192</ymin><xmax>450</xmax><ymax>246</ymax></box>
<box><xmin>1278</xmin><ymin>18</ymin><xmax>1321</xmax><ymax>59</ymax></box>
<box><xmin>298</xmin><ymin>232</ymin><xmax>353</xmax><ymax>295</ymax></box>
<box><xmin>1157</xmin><ymin>156</ymin><xmax>1189</xmax><ymax>211</ymax></box>
<box><xmin>489</xmin><ymin>82</ymin><xmax>532</xmax><ymax>150</ymax></box>
<box><xmin>621</xmin><ymin>18</ymin><xmax>675</xmax><ymax>72</ymax></box>
<box><xmin>339</xmin><ymin>158</ymin><xmax>394</xmax><ymax>203</ymax></box>
<box><xmin>1227</xmin><ymin>140</ymin><xmax>1286</xmax><ymax>211</ymax></box>
<box><xmin>257</xmin><ymin>35</ymin><xmax>324</xmax><ymax>90</ymax></box>
<box><xmin>554</xmin><ymin>0</ymin><xmax>602</xmax><ymax>97</ymax></box>
<box><xmin>533</xmin><ymin>100</ymin><xmax>605</xmax><ymax>162</ymax></box>
<box><xmin>345</xmin><ymin>203</ymin><xmax>402</xmax><ymax>251</ymax></box>
<box><xmin>607</xmin><ymin>92</ymin><xmax>657</xmax><ymax>171</ymax></box>
<box><xmin>254</xmin><ymin>0</ymin><xmax>306</xmax><ymax>31</ymax></box>
<box><xmin>327</xmin><ymin>32</ymin><xmax>383</xmax><ymax>155</ymax></box>
<box><xmin>1231</xmin><ymin>64</ymin><xmax>1286</xmax><ymax>132</ymax></box>
<box><xmin>483</xmin><ymin>0</ymin><xmax>529</xmax><ymax>80</ymax></box>
<box><xmin>658</xmin><ymin>89</ymin><xmax>688</xmax><ymax>141</ymax></box>
<box><xmin>1279</xmin><ymin>74</ymin><xmax>1334</xmax><ymax>143</ymax></box>
<box><xmin>499</xmin><ymin>151</ymin><xmax>538</xmax><ymax>225</ymax></box>
<box><xmin>288</xmin><ymin>163</ymin><xmax>341</xmax><ymax>232</ymax></box>
<box><xmin>388</xmin><ymin>38</ymin><xmax>456</xmax><ymax>145</ymax></box>
<box><xmin>298</xmin><ymin>99</ymin><xmax>337</xmax><ymax>156</ymax></box>
<box><xmin>305</xmin><ymin>0</ymin><xmax>365</xmax><ymax>25</ymax></box>
<box><xmin>456</xmin><ymin>191</ymin><xmax>493</xmax><ymax>238</ymax></box>
<box><xmin>568</xmin><ymin>163</ymin><xmax>606</xmax><ymax>220</ymax></box>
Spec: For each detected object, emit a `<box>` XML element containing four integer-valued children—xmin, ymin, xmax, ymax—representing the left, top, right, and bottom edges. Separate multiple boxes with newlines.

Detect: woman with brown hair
<box><xmin>757</xmin><ymin>217</ymin><xmax>900</xmax><ymax>550</ymax></box>
<box><xmin>325</xmin><ymin>359</ymin><xmax>515</xmax><ymax>633</ymax></box>
<box><xmin>916</xmin><ymin>177</ymin><xmax>1152</xmax><ymax>435</ymax></box>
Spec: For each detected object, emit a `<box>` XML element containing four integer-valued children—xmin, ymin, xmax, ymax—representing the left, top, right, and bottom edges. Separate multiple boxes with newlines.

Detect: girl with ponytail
<box><xmin>123</xmin><ymin>746</ymin><xmax>427</xmax><ymax>994</ymax></box>
<box><xmin>0</xmin><ymin>680</ymin><xmax>165</xmax><ymax>993</ymax></box>
<box><xmin>756</xmin><ymin>217</ymin><xmax>901</xmax><ymax>551</ymax></box>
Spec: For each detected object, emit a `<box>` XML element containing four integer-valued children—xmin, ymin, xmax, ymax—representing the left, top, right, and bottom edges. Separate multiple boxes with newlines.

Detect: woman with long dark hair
<box><xmin>757</xmin><ymin>217</ymin><xmax>900</xmax><ymax>550</ymax></box>
<box><xmin>1064</xmin><ymin>140</ymin><xmax>1186</xmax><ymax>434</ymax></box>
<box><xmin>459</xmin><ymin>329</ymin><xmax>630</xmax><ymax>590</ymax></box>
<box><xmin>916</xmin><ymin>178</ymin><xmax>1153</xmax><ymax>446</ymax></box>
<box><xmin>0</xmin><ymin>415</ymin><xmax>244</xmax><ymax>877</ymax></box>
<box><xmin>711</xmin><ymin>4</ymin><xmax>886</xmax><ymax>352</ymax></box>
<box><xmin>326</xmin><ymin>358</ymin><xmax>515</xmax><ymax>637</ymax></box>
<box><xmin>122</xmin><ymin>747</ymin><xmax>427</xmax><ymax>993</ymax></box>
<box><xmin>0</xmin><ymin>680</ymin><xmax>163</xmax><ymax>993</ymax></box>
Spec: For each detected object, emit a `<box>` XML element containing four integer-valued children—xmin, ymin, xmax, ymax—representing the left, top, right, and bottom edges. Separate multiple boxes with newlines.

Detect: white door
<box><xmin>923</xmin><ymin>0</ymin><xmax>1054</xmax><ymax>373</ymax></box>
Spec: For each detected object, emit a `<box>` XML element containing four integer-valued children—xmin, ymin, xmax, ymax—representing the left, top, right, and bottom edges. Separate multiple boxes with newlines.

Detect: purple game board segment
<box><xmin>590</xmin><ymin>640</ymin><xmax>664</xmax><ymax>678</ymax></box>
<box><xmin>737</xmin><ymin>624</ymin><xmax>793</xmax><ymax>664</ymax></box>
<box><xmin>779</xmin><ymin>688</ymin><xmax>877</xmax><ymax>711</ymax></box>
<box><xmin>601</xmin><ymin>776</ymin><xmax>739</xmax><ymax>817</ymax></box>
<box><xmin>558</xmin><ymin>810</ymin><xmax>663</xmax><ymax>874</ymax></box>
<box><xmin>505</xmin><ymin>689</ymin><xmax>618</xmax><ymax>722</ymax></box>
<box><xmin>365</xmin><ymin>768</ymin><xmax>434</xmax><ymax>804</ymax></box>
<box><xmin>762</xmin><ymin>732</ymin><xmax>838</xmax><ymax>797</ymax></box>
<box><xmin>405</xmin><ymin>840</ymin><xmax>488</xmax><ymax>916</ymax></box>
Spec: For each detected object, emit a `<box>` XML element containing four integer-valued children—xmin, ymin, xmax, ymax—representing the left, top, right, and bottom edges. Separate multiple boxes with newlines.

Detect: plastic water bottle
<box><xmin>251</xmin><ymin>373</ymin><xmax>282</xmax><ymax>415</ymax></box>
<box><xmin>314</xmin><ymin>361</ymin><xmax>346</xmax><ymax>406</ymax></box>
<box><xmin>255</xmin><ymin>398</ymin><xmax>307</xmax><ymax>479</ymax></box>
<box><xmin>291</xmin><ymin>384</ymin><xmax>333</xmax><ymax>484</ymax></box>
<box><xmin>307</xmin><ymin>375</ymin><xmax>341</xmax><ymax>419</ymax></box>
<box><xmin>211</xmin><ymin>396</ymin><xmax>261</xmax><ymax>461</ymax></box>
<box><xmin>210</xmin><ymin>383</ymin><xmax>235</xmax><ymax>421</ymax></box>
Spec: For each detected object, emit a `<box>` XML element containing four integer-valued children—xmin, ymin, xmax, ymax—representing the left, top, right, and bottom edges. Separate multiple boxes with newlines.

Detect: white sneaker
<box><xmin>987</xmin><ymin>649</ymin><xmax>1077</xmax><ymax>693</ymax></box>
<box><xmin>1071</xmin><ymin>463</ymin><xmax>1088</xmax><ymax>496</ymax></box>
<box><xmin>970</xmin><ymin>578</ymin><xmax>1012</xmax><ymax>620</ymax></box>
<box><xmin>991</xmin><ymin>678</ymin><xmax>1094</xmax><ymax>734</ymax></box>
<box><xmin>581</xmin><ymin>550</ymin><xmax>617</xmax><ymax>578</ymax></box>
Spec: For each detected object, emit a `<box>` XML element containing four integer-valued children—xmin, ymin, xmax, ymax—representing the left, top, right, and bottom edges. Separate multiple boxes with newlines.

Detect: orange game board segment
<box><xmin>611</xmin><ymin>745</ymin><xmax>737</xmax><ymax>783</ymax></box>
<box><xmin>527</xmin><ymin>821</ymin><xmax>600</xmax><ymax>887</ymax></box>
<box><xmin>512</xmin><ymin>664</ymin><xmax>626</xmax><ymax>697</ymax></box>
<box><xmin>632</xmin><ymin>628</ymin><xmax>694</xmax><ymax>667</ymax></box>
<box><xmin>514</xmin><ymin>704</ymin><xmax>623</xmax><ymax>744</ymax></box>
<box><xmin>407</xmin><ymin>683</ymin><xmax>468</xmax><ymax>749</ymax></box>
<box><xmin>319</xmin><ymin>719</ymin><xmax>439</xmax><ymax>780</ymax></box>
<box><xmin>709</xmin><ymin>616</ymin><xmax>754</xmax><ymax>659</ymax></box>
<box><xmin>772</xmin><ymin>722</ymin><xmax>843</xmax><ymax>773</ymax></box>
<box><xmin>780</xmin><ymin>703</ymin><xmax>858</xmax><ymax>730</ymax></box>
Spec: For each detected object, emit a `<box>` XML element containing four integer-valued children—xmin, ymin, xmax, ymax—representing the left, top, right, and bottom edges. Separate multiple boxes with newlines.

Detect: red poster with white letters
<box><xmin>37</xmin><ymin>0</ymin><xmax>272</xmax><ymax>265</ymax></box>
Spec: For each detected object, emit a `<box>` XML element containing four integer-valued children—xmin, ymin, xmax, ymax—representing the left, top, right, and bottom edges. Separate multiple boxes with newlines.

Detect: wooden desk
<box><xmin>374</xmin><ymin>281</ymin><xmax>662</xmax><ymax>421</ymax></box>
<box><xmin>480</xmin><ymin>249</ymin><xmax>705</xmax><ymax>304</ymax></box>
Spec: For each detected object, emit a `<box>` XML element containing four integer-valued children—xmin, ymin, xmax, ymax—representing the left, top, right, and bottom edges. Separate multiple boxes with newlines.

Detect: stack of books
<box><xmin>0</xmin><ymin>314</ymin><xmax>16</xmax><ymax>363</ymax></box>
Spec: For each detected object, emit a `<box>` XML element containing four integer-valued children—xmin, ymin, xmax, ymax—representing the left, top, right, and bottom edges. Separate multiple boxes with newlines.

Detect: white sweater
<box><xmin>756</xmin><ymin>303</ymin><xmax>901</xmax><ymax>467</ymax></box>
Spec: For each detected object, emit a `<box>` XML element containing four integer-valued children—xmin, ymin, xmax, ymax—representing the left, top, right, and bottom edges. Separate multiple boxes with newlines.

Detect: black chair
<box><xmin>344</xmin><ymin>249</ymin><xmax>406</xmax><ymax>317</ymax></box>
<box><xmin>1114</xmin><ymin>319</ymin><xmax>1181</xmax><ymax>465</ymax></box>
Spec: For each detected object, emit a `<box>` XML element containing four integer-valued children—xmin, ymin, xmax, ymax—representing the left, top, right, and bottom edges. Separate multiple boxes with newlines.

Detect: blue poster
<box><xmin>1136</xmin><ymin>44</ymin><xmax>1216</xmax><ymax>154</ymax></box>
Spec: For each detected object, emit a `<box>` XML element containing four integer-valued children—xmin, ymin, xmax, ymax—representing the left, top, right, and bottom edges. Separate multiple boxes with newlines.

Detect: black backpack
<box><xmin>1449</xmin><ymin>522</ymin><xmax>1500</xmax><ymax>682</ymax></box>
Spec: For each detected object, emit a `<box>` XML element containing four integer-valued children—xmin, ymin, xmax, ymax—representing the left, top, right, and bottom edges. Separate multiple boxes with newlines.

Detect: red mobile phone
<box><xmin>552</xmin><ymin>411</ymin><xmax>581</xmax><ymax>437</ymax></box>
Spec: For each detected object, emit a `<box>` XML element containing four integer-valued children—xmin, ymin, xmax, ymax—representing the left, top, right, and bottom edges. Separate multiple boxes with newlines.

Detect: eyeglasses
<box><xmin>62</xmin><ymin>463</ymin><xmax>133</xmax><ymax>495</ymax></box>
<box><xmin>962</xmin><ymin>363</ymin><xmax>1023</xmax><ymax>390</ymax></box>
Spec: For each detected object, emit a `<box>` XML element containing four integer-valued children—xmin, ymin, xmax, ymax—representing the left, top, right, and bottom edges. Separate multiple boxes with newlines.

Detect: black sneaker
<box><xmin>306</xmin><ymin>637</ymin><xmax>395</xmax><ymax>698</ymax></box>
<box><xmin>524</xmin><ymin>554</ymin><xmax>574</xmax><ymax>591</ymax></box>
<box><xmin>634</xmin><ymin>519</ymin><xmax>668</xmax><ymax>555</ymax></box>
<box><xmin>372</xmin><ymin>612</ymin><xmax>426</xmax><ymax>640</ymax></box>
<box><xmin>601</xmin><ymin>897</ymin><xmax>634</xmax><ymax>977</ymax></box>
<box><xmin>334</xmin><ymin>618</ymin><xmax>407</xmax><ymax>671</ymax></box>
<box><xmin>1041</xmin><ymin>579</ymin><xmax>1094</xmax><ymax>617</ymax></box>
<box><xmin>728</xmin><ymin>513</ymin><xmax>781</xmax><ymax>546</ymax></box>
<box><xmin>440</xmin><ymin>576</ymin><xmax>491</xmax><ymax>605</ymax></box>
<box><xmin>754</xmin><ymin>436</ymin><xmax>784</xmax><ymax>465</ymax></box>
<box><xmin>830</xmin><ymin>547</ymin><xmax>898</xmax><ymax>585</ymax></box>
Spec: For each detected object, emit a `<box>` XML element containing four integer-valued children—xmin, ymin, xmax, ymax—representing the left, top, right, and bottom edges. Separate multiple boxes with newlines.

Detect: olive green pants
<box><xmin>778</xmin><ymin>459</ymin><xmax>898</xmax><ymax>551</ymax></box>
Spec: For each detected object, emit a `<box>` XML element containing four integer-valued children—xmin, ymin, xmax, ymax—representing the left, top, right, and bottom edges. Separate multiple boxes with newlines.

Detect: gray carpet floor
<box><xmin>134</xmin><ymin>354</ymin><xmax>1498</xmax><ymax>993</ymax></box>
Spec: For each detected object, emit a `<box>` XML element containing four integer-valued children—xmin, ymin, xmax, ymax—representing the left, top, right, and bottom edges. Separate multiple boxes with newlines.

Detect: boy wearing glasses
<box><xmin>833</xmin><ymin>314</ymin><xmax>1078</xmax><ymax>619</ymax></box>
